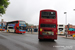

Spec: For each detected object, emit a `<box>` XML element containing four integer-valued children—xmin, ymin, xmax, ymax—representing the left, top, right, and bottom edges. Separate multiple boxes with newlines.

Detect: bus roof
<box><xmin>7</xmin><ymin>20</ymin><xmax>25</xmax><ymax>23</ymax></box>
<box><xmin>40</xmin><ymin>9</ymin><xmax>57</xmax><ymax>12</ymax></box>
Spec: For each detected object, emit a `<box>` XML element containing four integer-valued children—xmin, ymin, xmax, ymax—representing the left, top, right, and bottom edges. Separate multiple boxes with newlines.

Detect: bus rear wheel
<box><xmin>39</xmin><ymin>39</ymin><xmax>42</xmax><ymax>41</ymax></box>
<box><xmin>8</xmin><ymin>30</ymin><xmax>10</xmax><ymax>33</ymax></box>
<box><xmin>51</xmin><ymin>39</ymin><xmax>54</xmax><ymax>41</ymax></box>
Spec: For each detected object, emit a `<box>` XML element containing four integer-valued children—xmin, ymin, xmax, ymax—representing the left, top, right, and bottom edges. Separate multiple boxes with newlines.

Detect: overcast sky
<box><xmin>0</xmin><ymin>0</ymin><xmax>75</xmax><ymax>25</ymax></box>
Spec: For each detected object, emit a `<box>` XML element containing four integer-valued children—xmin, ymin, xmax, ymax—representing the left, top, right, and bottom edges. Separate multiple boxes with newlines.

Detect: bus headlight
<box><xmin>40</xmin><ymin>28</ymin><xmax>42</xmax><ymax>31</ymax></box>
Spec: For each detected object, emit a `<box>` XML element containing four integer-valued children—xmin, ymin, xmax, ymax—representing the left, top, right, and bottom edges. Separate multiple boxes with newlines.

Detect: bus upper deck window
<box><xmin>41</xmin><ymin>11</ymin><xmax>56</xmax><ymax>19</ymax></box>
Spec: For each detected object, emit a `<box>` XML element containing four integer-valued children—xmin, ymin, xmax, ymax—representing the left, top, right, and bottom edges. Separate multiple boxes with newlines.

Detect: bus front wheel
<box><xmin>51</xmin><ymin>39</ymin><xmax>54</xmax><ymax>41</ymax></box>
<box><xmin>20</xmin><ymin>33</ymin><xmax>25</xmax><ymax>34</ymax></box>
<box><xmin>39</xmin><ymin>39</ymin><xmax>42</xmax><ymax>41</ymax></box>
<box><xmin>14</xmin><ymin>30</ymin><xmax>16</xmax><ymax>33</ymax></box>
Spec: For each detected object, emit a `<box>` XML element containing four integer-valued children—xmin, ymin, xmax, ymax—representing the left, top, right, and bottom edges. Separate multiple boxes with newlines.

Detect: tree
<box><xmin>0</xmin><ymin>0</ymin><xmax>10</xmax><ymax>16</ymax></box>
<box><xmin>26</xmin><ymin>23</ymin><xmax>34</xmax><ymax>26</ymax></box>
<box><xmin>26</xmin><ymin>23</ymin><xmax>28</xmax><ymax>26</ymax></box>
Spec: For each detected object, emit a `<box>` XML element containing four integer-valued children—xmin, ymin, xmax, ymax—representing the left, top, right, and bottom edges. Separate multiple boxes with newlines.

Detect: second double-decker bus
<box><xmin>38</xmin><ymin>9</ymin><xmax>57</xmax><ymax>41</ymax></box>
<box><xmin>66</xmin><ymin>24</ymin><xmax>75</xmax><ymax>38</ymax></box>
<box><xmin>58</xmin><ymin>24</ymin><xmax>65</xmax><ymax>35</ymax></box>
<box><xmin>6</xmin><ymin>20</ymin><xmax>26</xmax><ymax>34</ymax></box>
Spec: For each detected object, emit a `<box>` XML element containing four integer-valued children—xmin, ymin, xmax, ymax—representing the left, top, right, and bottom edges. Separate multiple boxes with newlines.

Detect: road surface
<box><xmin>0</xmin><ymin>32</ymin><xmax>75</xmax><ymax>50</ymax></box>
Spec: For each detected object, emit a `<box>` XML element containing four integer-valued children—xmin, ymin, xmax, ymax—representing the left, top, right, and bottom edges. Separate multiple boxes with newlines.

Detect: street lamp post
<box><xmin>1</xmin><ymin>19</ymin><xmax>3</xmax><ymax>31</ymax></box>
<box><xmin>64</xmin><ymin>12</ymin><xmax>67</xmax><ymax>25</ymax></box>
<box><xmin>64</xmin><ymin>12</ymin><xmax>67</xmax><ymax>37</ymax></box>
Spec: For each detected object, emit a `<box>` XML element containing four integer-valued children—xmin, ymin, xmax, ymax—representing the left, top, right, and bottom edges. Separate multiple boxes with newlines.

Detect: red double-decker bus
<box><xmin>6</xmin><ymin>20</ymin><xmax>26</xmax><ymax>34</ymax></box>
<box><xmin>38</xmin><ymin>9</ymin><xmax>57</xmax><ymax>41</ymax></box>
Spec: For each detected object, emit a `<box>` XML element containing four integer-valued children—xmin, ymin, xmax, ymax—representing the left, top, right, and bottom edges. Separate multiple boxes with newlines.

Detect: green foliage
<box><xmin>0</xmin><ymin>0</ymin><xmax>10</xmax><ymax>16</ymax></box>
<box><xmin>26</xmin><ymin>23</ymin><xmax>28</xmax><ymax>26</ymax></box>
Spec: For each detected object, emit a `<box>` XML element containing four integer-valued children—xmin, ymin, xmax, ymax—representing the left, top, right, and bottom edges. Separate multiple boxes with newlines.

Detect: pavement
<box><xmin>2</xmin><ymin>31</ymin><xmax>75</xmax><ymax>39</ymax></box>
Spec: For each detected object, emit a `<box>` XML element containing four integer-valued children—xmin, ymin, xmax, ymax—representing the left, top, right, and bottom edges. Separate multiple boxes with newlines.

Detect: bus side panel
<box><xmin>68</xmin><ymin>31</ymin><xmax>75</xmax><ymax>35</ymax></box>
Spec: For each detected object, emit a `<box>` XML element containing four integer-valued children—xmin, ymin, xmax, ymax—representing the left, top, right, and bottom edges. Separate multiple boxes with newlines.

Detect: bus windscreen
<box><xmin>19</xmin><ymin>21</ymin><xmax>25</xmax><ymax>24</ymax></box>
<box><xmin>41</xmin><ymin>11</ymin><xmax>56</xmax><ymax>19</ymax></box>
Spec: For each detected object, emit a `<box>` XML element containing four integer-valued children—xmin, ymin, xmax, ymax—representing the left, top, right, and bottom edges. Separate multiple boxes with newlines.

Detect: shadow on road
<box><xmin>38</xmin><ymin>39</ymin><xmax>56</xmax><ymax>42</ymax></box>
